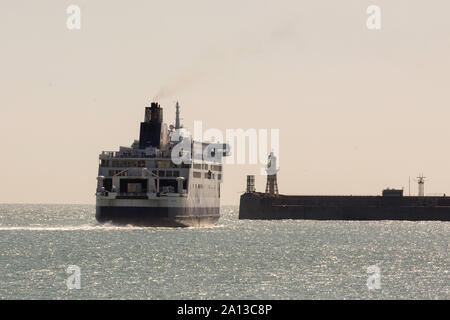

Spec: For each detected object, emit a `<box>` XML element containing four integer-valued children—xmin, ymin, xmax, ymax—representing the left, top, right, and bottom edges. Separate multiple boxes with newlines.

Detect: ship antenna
<box><xmin>175</xmin><ymin>101</ymin><xmax>182</xmax><ymax>129</ymax></box>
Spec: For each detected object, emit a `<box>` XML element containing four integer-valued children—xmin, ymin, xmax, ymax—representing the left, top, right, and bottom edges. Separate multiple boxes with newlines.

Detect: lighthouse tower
<box><xmin>265</xmin><ymin>152</ymin><xmax>279</xmax><ymax>195</ymax></box>
<box><xmin>417</xmin><ymin>174</ymin><xmax>426</xmax><ymax>197</ymax></box>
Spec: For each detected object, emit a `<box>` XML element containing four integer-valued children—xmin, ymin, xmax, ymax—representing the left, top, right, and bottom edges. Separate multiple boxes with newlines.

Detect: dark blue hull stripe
<box><xmin>96</xmin><ymin>206</ymin><xmax>220</xmax><ymax>227</ymax></box>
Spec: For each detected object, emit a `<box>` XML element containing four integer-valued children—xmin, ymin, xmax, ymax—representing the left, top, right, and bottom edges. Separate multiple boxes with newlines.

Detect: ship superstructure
<box><xmin>96</xmin><ymin>102</ymin><xmax>227</xmax><ymax>227</ymax></box>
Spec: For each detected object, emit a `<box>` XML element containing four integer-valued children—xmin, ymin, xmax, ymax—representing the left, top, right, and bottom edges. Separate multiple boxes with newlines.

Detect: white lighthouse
<box><xmin>416</xmin><ymin>174</ymin><xmax>426</xmax><ymax>197</ymax></box>
<box><xmin>265</xmin><ymin>152</ymin><xmax>279</xmax><ymax>195</ymax></box>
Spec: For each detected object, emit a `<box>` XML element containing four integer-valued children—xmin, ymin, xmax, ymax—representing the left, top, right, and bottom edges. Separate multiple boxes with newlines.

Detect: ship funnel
<box><xmin>139</xmin><ymin>102</ymin><xmax>164</xmax><ymax>149</ymax></box>
<box><xmin>144</xmin><ymin>102</ymin><xmax>163</xmax><ymax>123</ymax></box>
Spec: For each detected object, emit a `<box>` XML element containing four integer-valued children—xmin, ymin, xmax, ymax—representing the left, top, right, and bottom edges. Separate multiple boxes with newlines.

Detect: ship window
<box><xmin>193</xmin><ymin>172</ymin><xmax>201</xmax><ymax>178</ymax></box>
<box><xmin>193</xmin><ymin>163</ymin><xmax>201</xmax><ymax>170</ymax></box>
<box><xmin>202</xmin><ymin>164</ymin><xmax>209</xmax><ymax>170</ymax></box>
<box><xmin>100</xmin><ymin>159</ymin><xmax>109</xmax><ymax>167</ymax></box>
<box><xmin>173</xmin><ymin>171</ymin><xmax>179</xmax><ymax>177</ymax></box>
<box><xmin>119</xmin><ymin>160</ymin><xmax>127</xmax><ymax>167</ymax></box>
<box><xmin>103</xmin><ymin>178</ymin><xmax>112</xmax><ymax>191</ymax></box>
<box><xmin>218</xmin><ymin>174</ymin><xmax>222</xmax><ymax>180</ymax></box>
<box><xmin>158</xmin><ymin>170</ymin><xmax>166</xmax><ymax>177</ymax></box>
<box><xmin>157</xmin><ymin>160</ymin><xmax>174</xmax><ymax>168</ymax></box>
<box><xmin>166</xmin><ymin>171</ymin><xmax>172</xmax><ymax>177</ymax></box>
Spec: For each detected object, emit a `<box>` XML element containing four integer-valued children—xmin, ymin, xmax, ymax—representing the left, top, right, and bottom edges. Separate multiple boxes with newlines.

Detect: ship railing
<box><xmin>100</xmin><ymin>150</ymin><xmax>167</xmax><ymax>159</ymax></box>
<box><xmin>101</xmin><ymin>151</ymin><xmax>116</xmax><ymax>157</ymax></box>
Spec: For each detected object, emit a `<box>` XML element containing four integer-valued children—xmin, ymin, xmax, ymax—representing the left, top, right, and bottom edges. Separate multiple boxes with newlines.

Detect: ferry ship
<box><xmin>95</xmin><ymin>102</ymin><xmax>227</xmax><ymax>227</ymax></box>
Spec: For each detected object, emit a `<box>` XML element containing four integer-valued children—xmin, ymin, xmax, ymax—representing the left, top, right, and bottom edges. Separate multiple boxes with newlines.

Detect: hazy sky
<box><xmin>1</xmin><ymin>1</ymin><xmax>450</xmax><ymax>204</ymax></box>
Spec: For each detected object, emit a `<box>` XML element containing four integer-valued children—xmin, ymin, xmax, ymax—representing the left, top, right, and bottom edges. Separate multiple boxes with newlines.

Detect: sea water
<box><xmin>0</xmin><ymin>204</ymin><xmax>448</xmax><ymax>299</ymax></box>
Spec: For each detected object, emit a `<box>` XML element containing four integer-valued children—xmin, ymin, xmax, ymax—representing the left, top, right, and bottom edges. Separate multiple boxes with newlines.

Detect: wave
<box><xmin>0</xmin><ymin>223</ymin><xmax>149</xmax><ymax>231</ymax></box>
<box><xmin>0</xmin><ymin>222</ymin><xmax>227</xmax><ymax>231</ymax></box>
